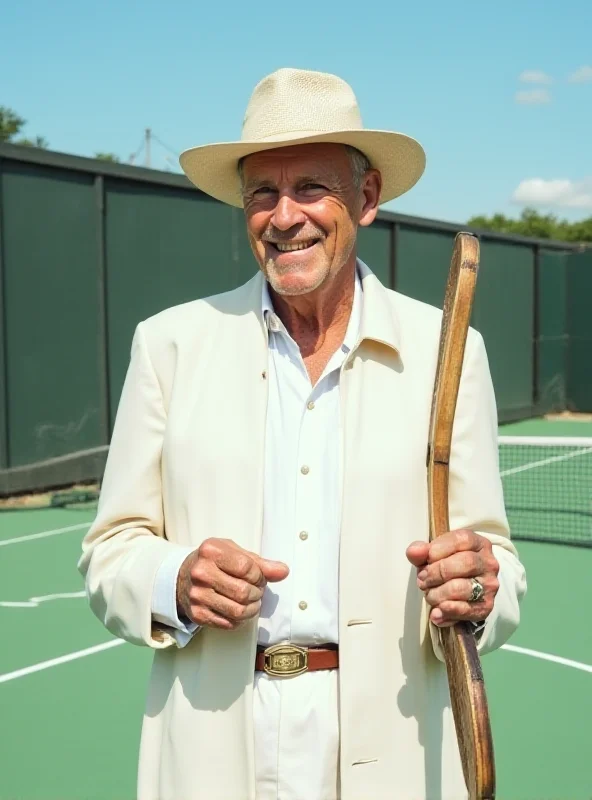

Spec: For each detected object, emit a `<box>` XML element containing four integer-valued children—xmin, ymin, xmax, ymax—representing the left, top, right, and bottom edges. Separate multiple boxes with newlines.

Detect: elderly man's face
<box><xmin>241</xmin><ymin>143</ymin><xmax>380</xmax><ymax>297</ymax></box>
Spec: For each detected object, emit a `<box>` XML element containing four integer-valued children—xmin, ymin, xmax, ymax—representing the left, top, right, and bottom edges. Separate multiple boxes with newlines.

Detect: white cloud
<box><xmin>519</xmin><ymin>70</ymin><xmax>553</xmax><ymax>84</ymax></box>
<box><xmin>512</xmin><ymin>178</ymin><xmax>592</xmax><ymax>209</ymax></box>
<box><xmin>515</xmin><ymin>89</ymin><xmax>552</xmax><ymax>105</ymax></box>
<box><xmin>568</xmin><ymin>65</ymin><xmax>592</xmax><ymax>83</ymax></box>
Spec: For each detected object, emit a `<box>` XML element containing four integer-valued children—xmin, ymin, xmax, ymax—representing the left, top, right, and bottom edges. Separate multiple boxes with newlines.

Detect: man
<box><xmin>79</xmin><ymin>68</ymin><xmax>526</xmax><ymax>800</ymax></box>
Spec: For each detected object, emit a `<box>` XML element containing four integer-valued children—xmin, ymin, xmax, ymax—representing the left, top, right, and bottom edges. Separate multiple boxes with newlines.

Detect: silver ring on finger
<box><xmin>468</xmin><ymin>577</ymin><xmax>485</xmax><ymax>603</ymax></box>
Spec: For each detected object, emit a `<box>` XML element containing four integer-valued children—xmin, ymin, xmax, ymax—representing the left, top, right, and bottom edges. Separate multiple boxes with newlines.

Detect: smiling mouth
<box><xmin>269</xmin><ymin>239</ymin><xmax>320</xmax><ymax>253</ymax></box>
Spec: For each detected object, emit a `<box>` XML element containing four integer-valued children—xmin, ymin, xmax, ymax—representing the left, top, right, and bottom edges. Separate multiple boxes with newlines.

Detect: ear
<box><xmin>358</xmin><ymin>169</ymin><xmax>382</xmax><ymax>228</ymax></box>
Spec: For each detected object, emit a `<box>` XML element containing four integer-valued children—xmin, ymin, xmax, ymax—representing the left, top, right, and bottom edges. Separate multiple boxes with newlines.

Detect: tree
<box><xmin>94</xmin><ymin>152</ymin><xmax>120</xmax><ymax>162</ymax></box>
<box><xmin>1</xmin><ymin>107</ymin><xmax>121</xmax><ymax>161</ymax></box>
<box><xmin>0</xmin><ymin>105</ymin><xmax>48</xmax><ymax>148</ymax></box>
<box><xmin>0</xmin><ymin>106</ymin><xmax>25</xmax><ymax>142</ymax></box>
<box><xmin>17</xmin><ymin>135</ymin><xmax>49</xmax><ymax>149</ymax></box>
<box><xmin>468</xmin><ymin>207</ymin><xmax>592</xmax><ymax>244</ymax></box>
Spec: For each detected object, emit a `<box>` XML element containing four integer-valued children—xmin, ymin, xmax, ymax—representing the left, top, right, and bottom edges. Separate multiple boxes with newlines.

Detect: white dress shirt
<box><xmin>152</xmin><ymin>267</ymin><xmax>363</xmax><ymax>799</ymax></box>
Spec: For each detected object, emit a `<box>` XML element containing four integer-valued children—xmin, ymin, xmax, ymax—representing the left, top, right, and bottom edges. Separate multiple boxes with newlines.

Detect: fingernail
<box><xmin>417</xmin><ymin>570</ymin><xmax>427</xmax><ymax>581</ymax></box>
<box><xmin>431</xmin><ymin>608</ymin><xmax>443</xmax><ymax>623</ymax></box>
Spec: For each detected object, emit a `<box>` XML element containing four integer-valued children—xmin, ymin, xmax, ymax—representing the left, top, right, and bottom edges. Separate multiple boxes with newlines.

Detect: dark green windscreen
<box><xmin>2</xmin><ymin>163</ymin><xmax>102</xmax><ymax>467</ymax></box>
<box><xmin>357</xmin><ymin>220</ymin><xmax>391</xmax><ymax>287</ymax></box>
<box><xmin>105</xmin><ymin>182</ymin><xmax>255</xmax><ymax>423</ymax></box>
<box><xmin>395</xmin><ymin>225</ymin><xmax>454</xmax><ymax>308</ymax></box>
<box><xmin>472</xmin><ymin>241</ymin><xmax>534</xmax><ymax>420</ymax></box>
<box><xmin>566</xmin><ymin>249</ymin><xmax>592</xmax><ymax>411</ymax></box>
<box><xmin>537</xmin><ymin>250</ymin><xmax>568</xmax><ymax>413</ymax></box>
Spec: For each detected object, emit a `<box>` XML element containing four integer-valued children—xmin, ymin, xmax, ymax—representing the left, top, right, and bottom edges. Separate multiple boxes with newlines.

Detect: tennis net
<box><xmin>498</xmin><ymin>435</ymin><xmax>592</xmax><ymax>547</ymax></box>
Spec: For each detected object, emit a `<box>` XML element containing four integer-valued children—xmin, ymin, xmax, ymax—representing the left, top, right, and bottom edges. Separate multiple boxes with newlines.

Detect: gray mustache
<box><xmin>262</xmin><ymin>226</ymin><xmax>324</xmax><ymax>243</ymax></box>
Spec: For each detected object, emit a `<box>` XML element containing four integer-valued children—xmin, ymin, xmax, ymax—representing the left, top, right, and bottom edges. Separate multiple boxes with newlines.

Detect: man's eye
<box><xmin>301</xmin><ymin>183</ymin><xmax>325</xmax><ymax>192</ymax></box>
<box><xmin>252</xmin><ymin>186</ymin><xmax>275</xmax><ymax>196</ymax></box>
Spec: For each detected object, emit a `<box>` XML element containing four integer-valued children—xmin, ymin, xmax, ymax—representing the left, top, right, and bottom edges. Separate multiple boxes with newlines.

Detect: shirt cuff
<box><xmin>152</xmin><ymin>545</ymin><xmax>200</xmax><ymax>647</ymax></box>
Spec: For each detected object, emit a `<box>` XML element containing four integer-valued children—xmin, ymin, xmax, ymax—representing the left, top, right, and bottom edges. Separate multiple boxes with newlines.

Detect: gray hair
<box><xmin>344</xmin><ymin>145</ymin><xmax>372</xmax><ymax>189</ymax></box>
<box><xmin>238</xmin><ymin>144</ymin><xmax>371</xmax><ymax>192</ymax></box>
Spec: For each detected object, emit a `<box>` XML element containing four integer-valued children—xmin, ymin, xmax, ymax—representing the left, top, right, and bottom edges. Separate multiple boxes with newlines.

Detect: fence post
<box><xmin>95</xmin><ymin>174</ymin><xmax>110</xmax><ymax>443</ymax></box>
<box><xmin>532</xmin><ymin>244</ymin><xmax>540</xmax><ymax>413</ymax></box>
<box><xmin>389</xmin><ymin>221</ymin><xmax>398</xmax><ymax>290</ymax></box>
<box><xmin>0</xmin><ymin>157</ymin><xmax>8</xmax><ymax>470</ymax></box>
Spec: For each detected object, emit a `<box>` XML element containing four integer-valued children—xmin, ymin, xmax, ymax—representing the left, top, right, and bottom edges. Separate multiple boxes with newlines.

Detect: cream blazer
<box><xmin>79</xmin><ymin>261</ymin><xmax>526</xmax><ymax>800</ymax></box>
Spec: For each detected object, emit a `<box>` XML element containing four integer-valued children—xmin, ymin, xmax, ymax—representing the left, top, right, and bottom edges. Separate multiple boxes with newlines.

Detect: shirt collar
<box><xmin>261</xmin><ymin>278</ymin><xmax>275</xmax><ymax>320</ymax></box>
<box><xmin>355</xmin><ymin>258</ymin><xmax>401</xmax><ymax>353</ymax></box>
<box><xmin>261</xmin><ymin>264</ymin><xmax>363</xmax><ymax>351</ymax></box>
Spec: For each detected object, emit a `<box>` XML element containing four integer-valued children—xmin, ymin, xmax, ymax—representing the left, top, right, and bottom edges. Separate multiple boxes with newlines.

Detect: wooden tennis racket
<box><xmin>427</xmin><ymin>232</ymin><xmax>495</xmax><ymax>800</ymax></box>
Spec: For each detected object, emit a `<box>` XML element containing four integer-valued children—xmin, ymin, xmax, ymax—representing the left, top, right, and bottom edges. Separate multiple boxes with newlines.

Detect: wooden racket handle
<box><xmin>427</xmin><ymin>232</ymin><xmax>495</xmax><ymax>800</ymax></box>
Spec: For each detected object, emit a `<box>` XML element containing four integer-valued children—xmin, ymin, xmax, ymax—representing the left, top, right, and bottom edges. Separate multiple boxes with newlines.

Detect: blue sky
<box><xmin>2</xmin><ymin>0</ymin><xmax>591</xmax><ymax>223</ymax></box>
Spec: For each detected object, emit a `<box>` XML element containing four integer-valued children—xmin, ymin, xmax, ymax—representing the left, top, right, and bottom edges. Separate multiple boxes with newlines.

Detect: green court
<box><xmin>1</xmin><ymin>421</ymin><xmax>590</xmax><ymax>799</ymax></box>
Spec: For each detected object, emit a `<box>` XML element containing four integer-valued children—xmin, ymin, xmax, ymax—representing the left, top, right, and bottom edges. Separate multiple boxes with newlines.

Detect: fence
<box><xmin>0</xmin><ymin>142</ymin><xmax>589</xmax><ymax>494</ymax></box>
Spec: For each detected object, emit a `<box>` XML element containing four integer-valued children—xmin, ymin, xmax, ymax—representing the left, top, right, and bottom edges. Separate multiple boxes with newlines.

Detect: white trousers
<box><xmin>253</xmin><ymin>668</ymin><xmax>340</xmax><ymax>800</ymax></box>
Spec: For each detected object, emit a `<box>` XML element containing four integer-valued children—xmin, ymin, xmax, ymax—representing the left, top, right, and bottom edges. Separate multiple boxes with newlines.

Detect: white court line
<box><xmin>498</xmin><ymin>435</ymin><xmax>592</xmax><ymax>448</ymax></box>
<box><xmin>0</xmin><ymin>591</ymin><xmax>86</xmax><ymax>608</ymax></box>
<box><xmin>500</xmin><ymin>446</ymin><xmax>592</xmax><ymax>477</ymax></box>
<box><xmin>0</xmin><ymin>639</ymin><xmax>125</xmax><ymax>684</ymax></box>
<box><xmin>0</xmin><ymin>522</ymin><xmax>90</xmax><ymax>547</ymax></box>
<box><xmin>501</xmin><ymin>643</ymin><xmax>592</xmax><ymax>674</ymax></box>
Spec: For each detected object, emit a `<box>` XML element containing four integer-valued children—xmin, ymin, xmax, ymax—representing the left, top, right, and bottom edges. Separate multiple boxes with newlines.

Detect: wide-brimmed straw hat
<box><xmin>179</xmin><ymin>68</ymin><xmax>426</xmax><ymax>208</ymax></box>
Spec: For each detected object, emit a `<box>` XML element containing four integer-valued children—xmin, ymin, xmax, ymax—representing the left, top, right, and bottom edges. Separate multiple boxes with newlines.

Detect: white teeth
<box><xmin>275</xmin><ymin>240</ymin><xmax>316</xmax><ymax>252</ymax></box>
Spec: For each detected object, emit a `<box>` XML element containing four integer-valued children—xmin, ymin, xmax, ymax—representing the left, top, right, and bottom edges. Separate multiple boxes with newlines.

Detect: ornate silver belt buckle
<box><xmin>263</xmin><ymin>643</ymin><xmax>308</xmax><ymax>677</ymax></box>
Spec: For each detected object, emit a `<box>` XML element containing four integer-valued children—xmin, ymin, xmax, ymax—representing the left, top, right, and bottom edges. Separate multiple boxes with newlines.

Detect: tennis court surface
<box><xmin>1</xmin><ymin>420</ymin><xmax>591</xmax><ymax>799</ymax></box>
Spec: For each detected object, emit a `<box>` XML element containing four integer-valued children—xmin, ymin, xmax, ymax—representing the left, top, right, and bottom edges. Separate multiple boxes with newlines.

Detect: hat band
<box><xmin>242</xmin><ymin>126</ymin><xmax>363</xmax><ymax>144</ymax></box>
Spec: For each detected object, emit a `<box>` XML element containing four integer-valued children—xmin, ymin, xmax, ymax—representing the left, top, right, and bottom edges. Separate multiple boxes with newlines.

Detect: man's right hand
<box><xmin>176</xmin><ymin>538</ymin><xmax>289</xmax><ymax>630</ymax></box>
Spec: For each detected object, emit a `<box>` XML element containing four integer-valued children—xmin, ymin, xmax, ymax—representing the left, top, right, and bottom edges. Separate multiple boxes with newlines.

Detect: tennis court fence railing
<box><xmin>498</xmin><ymin>435</ymin><xmax>592</xmax><ymax>547</ymax></box>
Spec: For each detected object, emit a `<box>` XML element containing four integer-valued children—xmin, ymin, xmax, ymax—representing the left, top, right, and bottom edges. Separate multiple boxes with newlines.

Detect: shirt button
<box><xmin>300</xmin><ymin>465</ymin><xmax>310</xmax><ymax>475</ymax></box>
<box><xmin>299</xmin><ymin>531</ymin><xmax>309</xmax><ymax>541</ymax></box>
<box><xmin>298</xmin><ymin>601</ymin><xmax>308</xmax><ymax>611</ymax></box>
<box><xmin>307</xmin><ymin>401</ymin><xmax>315</xmax><ymax>410</ymax></box>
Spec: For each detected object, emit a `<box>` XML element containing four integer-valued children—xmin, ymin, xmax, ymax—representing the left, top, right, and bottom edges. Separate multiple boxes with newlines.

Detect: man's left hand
<box><xmin>406</xmin><ymin>530</ymin><xmax>500</xmax><ymax>627</ymax></box>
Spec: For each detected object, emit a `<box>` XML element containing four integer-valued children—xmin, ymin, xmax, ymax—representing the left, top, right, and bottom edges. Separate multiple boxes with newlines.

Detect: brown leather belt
<box><xmin>255</xmin><ymin>643</ymin><xmax>339</xmax><ymax>677</ymax></box>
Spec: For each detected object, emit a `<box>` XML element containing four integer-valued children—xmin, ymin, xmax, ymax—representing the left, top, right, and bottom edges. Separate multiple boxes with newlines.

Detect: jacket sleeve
<box><xmin>429</xmin><ymin>330</ymin><xmax>527</xmax><ymax>661</ymax></box>
<box><xmin>78</xmin><ymin>322</ymin><xmax>192</xmax><ymax>649</ymax></box>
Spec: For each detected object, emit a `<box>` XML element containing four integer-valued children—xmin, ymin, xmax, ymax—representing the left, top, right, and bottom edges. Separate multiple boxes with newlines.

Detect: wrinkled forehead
<box><xmin>241</xmin><ymin>142</ymin><xmax>351</xmax><ymax>181</ymax></box>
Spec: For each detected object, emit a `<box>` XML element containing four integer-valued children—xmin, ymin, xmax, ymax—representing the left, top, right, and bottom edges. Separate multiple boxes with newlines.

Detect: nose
<box><xmin>270</xmin><ymin>193</ymin><xmax>306</xmax><ymax>231</ymax></box>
